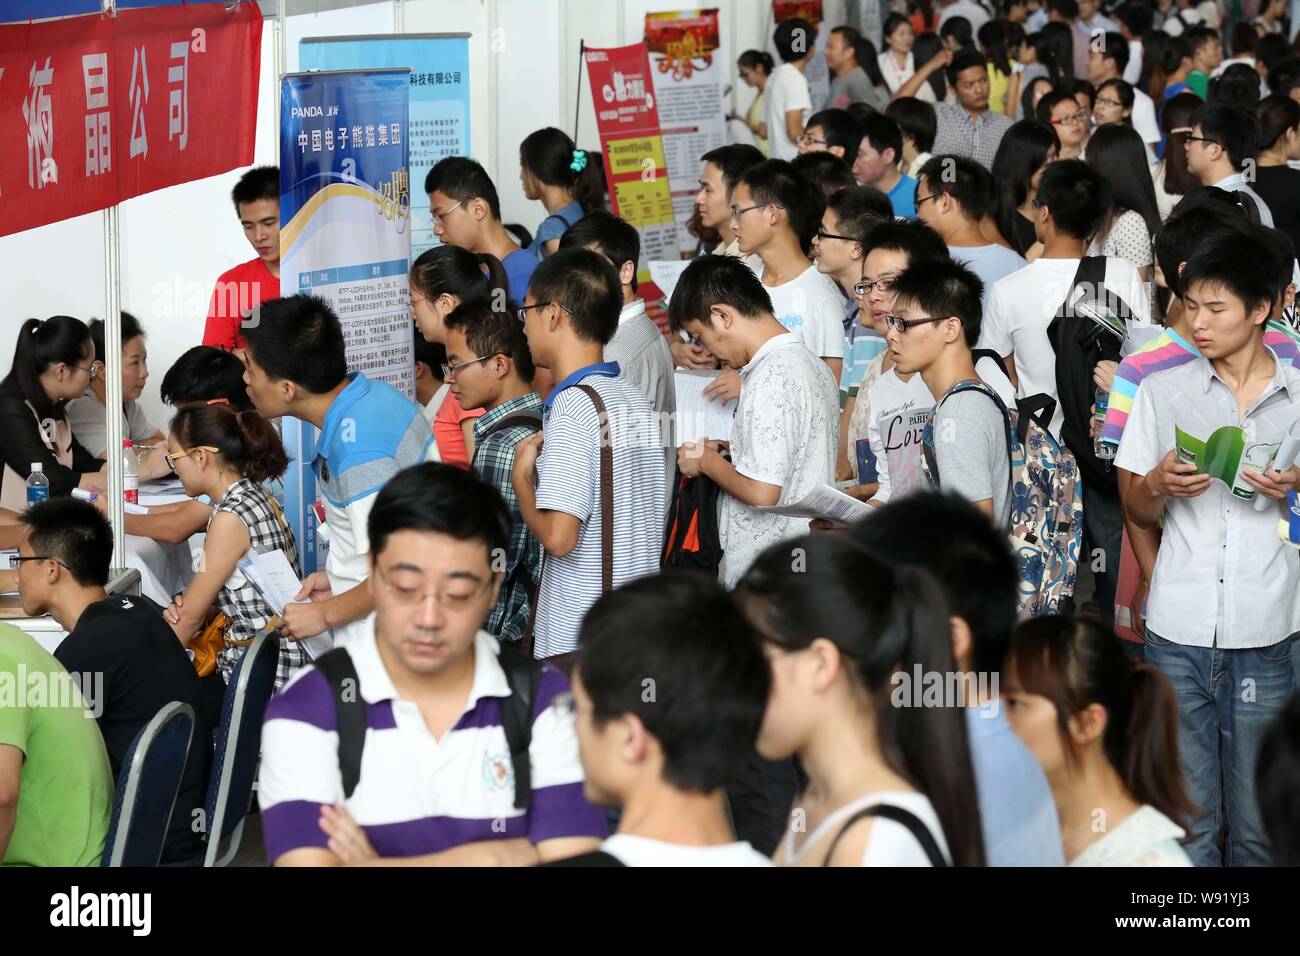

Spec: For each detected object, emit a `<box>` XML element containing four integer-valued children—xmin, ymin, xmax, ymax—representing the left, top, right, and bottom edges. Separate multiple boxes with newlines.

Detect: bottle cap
<box><xmin>122</xmin><ymin>439</ymin><xmax>133</xmax><ymax>448</ymax></box>
<box><xmin>31</xmin><ymin>463</ymin><xmax>42</xmax><ymax>473</ymax></box>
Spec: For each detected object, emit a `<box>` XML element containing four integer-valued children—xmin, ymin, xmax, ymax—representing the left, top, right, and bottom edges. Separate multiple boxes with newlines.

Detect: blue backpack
<box><xmin>921</xmin><ymin>380</ymin><xmax>1085</xmax><ymax>617</ymax></box>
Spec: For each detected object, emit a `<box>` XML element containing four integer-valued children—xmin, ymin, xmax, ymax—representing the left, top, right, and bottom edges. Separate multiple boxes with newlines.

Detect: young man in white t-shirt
<box><xmin>708</xmin><ymin>159</ymin><xmax>843</xmax><ymax>408</ymax></box>
<box><xmin>512</xmin><ymin>249</ymin><xmax>665</xmax><ymax>659</ymax></box>
<box><xmin>766</xmin><ymin>17</ymin><xmax>816</xmax><ymax>160</ymax></box>
<box><xmin>980</xmin><ymin>159</ymin><xmax>1150</xmax><ymax>439</ymax></box>
<box><xmin>550</xmin><ymin>573</ymin><xmax>773</xmax><ymax>867</ymax></box>
<box><xmin>671</xmin><ymin>255</ymin><xmax>838</xmax><ymax>587</ymax></box>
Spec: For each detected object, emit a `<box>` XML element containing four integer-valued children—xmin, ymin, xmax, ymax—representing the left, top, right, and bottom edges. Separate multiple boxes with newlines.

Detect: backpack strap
<box><xmin>822</xmin><ymin>803</ymin><xmax>949</xmax><ymax>867</ymax></box>
<box><xmin>481</xmin><ymin>410</ymin><xmax>543</xmax><ymax>442</ymax></box>
<box><xmin>927</xmin><ymin>380</ymin><xmax>1016</xmax><ymax>501</ymax></box>
<box><xmin>1233</xmin><ymin>190</ymin><xmax>1262</xmax><ymax>225</ymax></box>
<box><xmin>314</xmin><ymin>648</ymin><xmax>366</xmax><ymax>800</ymax></box>
<box><xmin>496</xmin><ymin>640</ymin><xmax>543</xmax><ymax>811</ymax></box>
<box><xmin>971</xmin><ymin>348</ymin><xmax>1010</xmax><ymax>381</ymax></box>
<box><xmin>574</xmin><ymin>384</ymin><xmax>614</xmax><ymax>594</ymax></box>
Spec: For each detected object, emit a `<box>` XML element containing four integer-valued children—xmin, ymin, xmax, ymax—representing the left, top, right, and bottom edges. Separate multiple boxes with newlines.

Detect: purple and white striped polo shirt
<box><xmin>258</xmin><ymin>624</ymin><xmax>605</xmax><ymax>862</ymax></box>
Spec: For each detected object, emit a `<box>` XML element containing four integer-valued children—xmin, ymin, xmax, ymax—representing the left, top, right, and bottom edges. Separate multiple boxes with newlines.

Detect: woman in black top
<box><xmin>1253</xmin><ymin>95</ymin><xmax>1300</xmax><ymax>256</ymax></box>
<box><xmin>0</xmin><ymin>316</ymin><xmax>105</xmax><ymax>510</ymax></box>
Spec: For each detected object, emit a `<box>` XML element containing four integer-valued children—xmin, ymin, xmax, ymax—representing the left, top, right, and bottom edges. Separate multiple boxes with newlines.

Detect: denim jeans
<box><xmin>1144</xmin><ymin>630</ymin><xmax>1296</xmax><ymax>866</ymax></box>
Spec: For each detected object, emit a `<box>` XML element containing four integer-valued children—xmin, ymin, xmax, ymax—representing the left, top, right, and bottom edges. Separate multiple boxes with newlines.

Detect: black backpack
<box><xmin>1046</xmin><ymin>257</ymin><xmax>1130</xmax><ymax>495</ymax></box>
<box><xmin>661</xmin><ymin>473</ymin><xmax>724</xmax><ymax>571</ymax></box>
<box><xmin>314</xmin><ymin>640</ymin><xmax>544</xmax><ymax>810</ymax></box>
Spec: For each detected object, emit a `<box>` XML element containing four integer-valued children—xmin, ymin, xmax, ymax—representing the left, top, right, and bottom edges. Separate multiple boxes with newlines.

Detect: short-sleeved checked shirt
<box><xmin>931</xmin><ymin>103</ymin><xmax>1014</xmax><ymax>170</ymax></box>
<box><xmin>209</xmin><ymin>477</ymin><xmax>307</xmax><ymax>689</ymax></box>
<box><xmin>471</xmin><ymin>392</ymin><xmax>543</xmax><ymax>644</ymax></box>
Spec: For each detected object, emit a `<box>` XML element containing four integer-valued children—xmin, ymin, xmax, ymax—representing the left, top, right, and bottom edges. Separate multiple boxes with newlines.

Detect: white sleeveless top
<box><xmin>783</xmin><ymin>790</ymin><xmax>952</xmax><ymax>867</ymax></box>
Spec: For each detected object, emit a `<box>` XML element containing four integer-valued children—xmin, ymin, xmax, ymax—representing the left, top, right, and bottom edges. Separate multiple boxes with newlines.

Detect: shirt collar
<box><xmin>1196</xmin><ymin>345</ymin><xmax>1294</xmax><ymax>397</ymax></box>
<box><xmin>542</xmin><ymin>361</ymin><xmax>621</xmax><ymax>412</ymax></box>
<box><xmin>318</xmin><ymin>372</ymin><xmax>367</xmax><ymax>451</ymax></box>
<box><xmin>474</xmin><ymin>391</ymin><xmax>542</xmax><ymax>438</ymax></box>
<box><xmin>618</xmin><ymin>298</ymin><xmax>646</xmax><ymax>326</ymax></box>
<box><xmin>1214</xmin><ymin>172</ymin><xmax>1246</xmax><ymax>190</ymax></box>
<box><xmin>742</xmin><ymin>331</ymin><xmax>803</xmax><ymax>378</ymax></box>
<box><xmin>350</xmin><ymin>617</ymin><xmax>513</xmax><ymax>707</ymax></box>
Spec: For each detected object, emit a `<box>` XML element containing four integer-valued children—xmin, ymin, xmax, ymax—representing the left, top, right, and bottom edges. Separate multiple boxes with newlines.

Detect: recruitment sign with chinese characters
<box><xmin>280</xmin><ymin>68</ymin><xmax>413</xmax><ymax>574</ymax></box>
<box><xmin>645</xmin><ymin>9</ymin><xmax>726</xmax><ymax>256</ymax></box>
<box><xmin>299</xmin><ymin>34</ymin><xmax>471</xmax><ymax>258</ymax></box>
<box><xmin>0</xmin><ymin>2</ymin><xmax>262</xmax><ymax>237</ymax></box>
<box><xmin>584</xmin><ymin>43</ymin><xmax>680</xmax><ymax>326</ymax></box>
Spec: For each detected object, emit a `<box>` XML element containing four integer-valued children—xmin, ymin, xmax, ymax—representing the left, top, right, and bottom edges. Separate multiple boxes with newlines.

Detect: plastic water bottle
<box><xmin>1094</xmin><ymin>386</ymin><xmax>1115</xmax><ymax>461</ymax></box>
<box><xmin>25</xmin><ymin>463</ymin><xmax>49</xmax><ymax>506</ymax></box>
<box><xmin>121</xmin><ymin>439</ymin><xmax>139</xmax><ymax>505</ymax></box>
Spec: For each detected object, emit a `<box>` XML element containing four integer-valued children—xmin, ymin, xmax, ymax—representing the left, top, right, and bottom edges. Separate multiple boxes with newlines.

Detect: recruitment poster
<box><xmin>299</xmin><ymin>34</ymin><xmax>471</xmax><ymax>258</ymax></box>
<box><xmin>772</xmin><ymin>0</ymin><xmax>828</xmax><ymax>111</ymax></box>
<box><xmin>279</xmin><ymin>68</ymin><xmax>412</xmax><ymax>573</ymax></box>
<box><xmin>584</xmin><ymin>42</ymin><xmax>680</xmax><ymax>328</ymax></box>
<box><xmin>644</xmin><ymin>9</ymin><xmax>725</xmax><ymax>256</ymax></box>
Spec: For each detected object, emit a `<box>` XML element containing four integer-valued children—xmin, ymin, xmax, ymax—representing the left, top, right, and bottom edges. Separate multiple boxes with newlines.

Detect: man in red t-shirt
<box><xmin>202</xmin><ymin>166</ymin><xmax>281</xmax><ymax>351</ymax></box>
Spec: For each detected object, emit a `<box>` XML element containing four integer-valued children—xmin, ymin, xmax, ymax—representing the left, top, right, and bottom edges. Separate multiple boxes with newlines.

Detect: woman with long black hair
<box><xmin>1150</xmin><ymin>91</ymin><xmax>1202</xmax><ymax>219</ymax></box>
<box><xmin>991</xmin><ymin>118</ymin><xmax>1060</xmax><ymax>255</ymax></box>
<box><xmin>736</xmin><ymin>535</ymin><xmax>986</xmax><ymax>867</ymax></box>
<box><xmin>0</xmin><ymin>316</ymin><xmax>106</xmax><ymax>510</ymax></box>
<box><xmin>519</xmin><ymin>126</ymin><xmax>607</xmax><ymax>258</ymax></box>
<box><xmin>1004</xmin><ymin>617</ymin><xmax>1195</xmax><ymax>866</ymax></box>
<box><xmin>1085</xmin><ymin>124</ymin><xmax>1161</xmax><ymax>283</ymax></box>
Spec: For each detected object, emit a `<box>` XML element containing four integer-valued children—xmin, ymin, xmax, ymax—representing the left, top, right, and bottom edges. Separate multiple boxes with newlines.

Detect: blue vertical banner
<box><xmin>299</xmin><ymin>34</ymin><xmax>470</xmax><ymax>259</ymax></box>
<box><xmin>279</xmin><ymin>68</ymin><xmax>412</xmax><ymax>574</ymax></box>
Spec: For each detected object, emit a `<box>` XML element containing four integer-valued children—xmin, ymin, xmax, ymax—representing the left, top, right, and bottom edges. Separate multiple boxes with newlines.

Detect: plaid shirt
<box><xmin>209</xmin><ymin>477</ymin><xmax>307</xmax><ymax>689</ymax></box>
<box><xmin>931</xmin><ymin>103</ymin><xmax>1014</xmax><ymax>171</ymax></box>
<box><xmin>472</xmin><ymin>393</ymin><xmax>543</xmax><ymax>643</ymax></box>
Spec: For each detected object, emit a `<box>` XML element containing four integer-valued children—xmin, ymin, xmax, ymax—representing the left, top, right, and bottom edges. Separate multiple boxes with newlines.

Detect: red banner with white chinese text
<box><xmin>0</xmin><ymin>2</ymin><xmax>262</xmax><ymax>238</ymax></box>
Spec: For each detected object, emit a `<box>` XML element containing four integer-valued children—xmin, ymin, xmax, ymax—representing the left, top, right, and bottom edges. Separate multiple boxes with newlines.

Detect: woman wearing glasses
<box><xmin>161</xmin><ymin>400</ymin><xmax>304</xmax><ymax>689</ymax></box>
<box><xmin>0</xmin><ymin>316</ymin><xmax>107</xmax><ymax>511</ymax></box>
<box><xmin>1036</xmin><ymin>89</ymin><xmax>1089</xmax><ymax>160</ymax></box>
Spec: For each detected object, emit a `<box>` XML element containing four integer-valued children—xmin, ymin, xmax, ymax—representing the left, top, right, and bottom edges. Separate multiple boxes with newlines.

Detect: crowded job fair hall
<box><xmin>0</xmin><ymin>0</ymin><xmax>1298</xmax><ymax>880</ymax></box>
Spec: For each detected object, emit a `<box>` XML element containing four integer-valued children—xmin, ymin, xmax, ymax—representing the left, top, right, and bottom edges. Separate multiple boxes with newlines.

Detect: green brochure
<box><xmin>1174</xmin><ymin>424</ymin><xmax>1280</xmax><ymax>500</ymax></box>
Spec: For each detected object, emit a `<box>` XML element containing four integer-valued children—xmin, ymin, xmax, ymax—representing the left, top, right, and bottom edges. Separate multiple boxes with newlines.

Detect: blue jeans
<box><xmin>1144</xmin><ymin>630</ymin><xmax>1295</xmax><ymax>867</ymax></box>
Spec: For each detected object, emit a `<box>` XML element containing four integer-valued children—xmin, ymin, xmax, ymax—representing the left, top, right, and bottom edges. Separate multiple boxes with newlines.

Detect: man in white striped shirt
<box><xmin>512</xmin><ymin>249</ymin><xmax>666</xmax><ymax>659</ymax></box>
<box><xmin>259</xmin><ymin>464</ymin><xmax>606</xmax><ymax>865</ymax></box>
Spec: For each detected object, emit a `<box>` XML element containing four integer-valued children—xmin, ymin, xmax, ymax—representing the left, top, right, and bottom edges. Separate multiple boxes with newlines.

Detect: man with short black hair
<box><xmin>513</xmin><ymin>249</ymin><xmax>665</xmax><ymax>659</ymax></box>
<box><xmin>852</xmin><ymin>113</ymin><xmax>917</xmax><ymax>219</ymax></box>
<box><xmin>768</xmin><ymin>17</ymin><xmax>817</xmax><ymax>160</ymax></box>
<box><xmin>824</xmin><ymin>26</ymin><xmax>888</xmax><ymax>111</ymax></box>
<box><xmin>1088</xmin><ymin>31</ymin><xmax>1161</xmax><ymax>150</ymax></box>
<box><xmin>442</xmin><ymin>301</ymin><xmax>541</xmax><ymax>645</ymax></box>
<box><xmin>851</xmin><ymin>492</ymin><xmax>1065</xmax><ymax>866</ymax></box>
<box><xmin>1118</xmin><ymin>230</ymin><xmax>1300</xmax><ymax>867</ymax></box>
<box><xmin>909</xmin><ymin>49</ymin><xmax>1014</xmax><ymax>170</ymax></box>
<box><xmin>671</xmin><ymin>255</ymin><xmax>838</xmax><ymax>586</ymax></box>
<box><xmin>888</xmin><ymin>258</ymin><xmax>1011</xmax><ymax>525</ymax></box>
<box><xmin>425</xmin><ymin>156</ymin><xmax>538</xmax><ymax>300</ymax></box>
<box><xmin>17</xmin><ymin>497</ymin><xmax>211</xmax><ymax>864</ymax></box>
<box><xmin>915</xmin><ymin>155</ymin><xmax>1027</xmax><ymax>302</ymax></box>
<box><xmin>161</xmin><ymin>345</ymin><xmax>255</xmax><ymax>411</ymax></box>
<box><xmin>243</xmin><ymin>294</ymin><xmax>434</xmax><ymax>649</ymax></box>
<box><xmin>695</xmin><ymin>144</ymin><xmax>766</xmax><ymax>264</ymax></box>
<box><xmin>799</xmin><ymin>108</ymin><xmax>864</xmax><ymax>160</ymax></box>
<box><xmin>202</xmin><ymin>165</ymin><xmax>280</xmax><ymax>351</ymax></box>
<box><xmin>791</xmin><ymin>152</ymin><xmax>858</xmax><ymax>200</ymax></box>
<box><xmin>261</xmin><ymin>463</ymin><xmax>606</xmax><ymax>865</ymax></box>
<box><xmin>1185</xmin><ymin>102</ymin><xmax>1274</xmax><ymax>226</ymax></box>
<box><xmin>1115</xmin><ymin>1</ymin><xmax>1152</xmax><ymax>85</ymax></box>
<box><xmin>555</xmin><ymin>573</ymin><xmax>774</xmax><ymax>867</ymax></box>
<box><xmin>1185</xmin><ymin>25</ymin><xmax>1223</xmax><ymax>97</ymax></box>
<box><xmin>886</xmin><ymin>98</ymin><xmax>938</xmax><ymax>178</ymax></box>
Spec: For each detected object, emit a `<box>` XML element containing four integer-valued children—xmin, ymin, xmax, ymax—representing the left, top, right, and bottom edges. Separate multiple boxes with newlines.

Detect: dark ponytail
<box><xmin>736</xmin><ymin>534</ymin><xmax>987</xmax><ymax>867</ymax></box>
<box><xmin>520</xmin><ymin>126</ymin><xmax>607</xmax><ymax>214</ymax></box>
<box><xmin>3</xmin><ymin>316</ymin><xmax>92</xmax><ymax>420</ymax></box>
<box><xmin>737</xmin><ymin>49</ymin><xmax>775</xmax><ymax>75</ymax></box>
<box><xmin>410</xmin><ymin>245</ymin><xmax>511</xmax><ymax>312</ymax></box>
<box><xmin>1008</xmin><ymin>617</ymin><xmax>1197</xmax><ymax>830</ymax></box>
<box><xmin>171</xmin><ymin>402</ymin><xmax>289</xmax><ymax>484</ymax></box>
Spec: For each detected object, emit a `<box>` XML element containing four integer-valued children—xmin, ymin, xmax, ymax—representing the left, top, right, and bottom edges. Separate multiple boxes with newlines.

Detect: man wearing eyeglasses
<box><xmin>1086</xmin><ymin>32</ymin><xmax>1161</xmax><ymax>153</ymax></box>
<box><xmin>887</xmin><ymin>259</ymin><xmax>1012</xmax><ymax>525</ymax></box>
<box><xmin>260</xmin><ymin>464</ymin><xmax>606</xmax><ymax>866</ymax></box>
<box><xmin>1184</xmin><ymin>103</ymin><xmax>1276</xmax><ymax>228</ymax></box>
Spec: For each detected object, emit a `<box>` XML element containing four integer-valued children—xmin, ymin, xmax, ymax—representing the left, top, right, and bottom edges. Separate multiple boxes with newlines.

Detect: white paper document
<box><xmin>238</xmin><ymin>548</ymin><xmax>334</xmax><ymax>661</ymax></box>
<box><xmin>755</xmin><ymin>482</ymin><xmax>872</xmax><ymax>526</ymax></box>
<box><xmin>674</xmin><ymin>369</ymin><xmax>736</xmax><ymax>443</ymax></box>
<box><xmin>649</xmin><ymin>260</ymin><xmax>691</xmax><ymax>304</ymax></box>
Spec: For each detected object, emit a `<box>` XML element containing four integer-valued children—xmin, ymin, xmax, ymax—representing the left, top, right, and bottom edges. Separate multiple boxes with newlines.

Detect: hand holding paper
<box><xmin>1253</xmin><ymin>418</ymin><xmax>1300</xmax><ymax>510</ymax></box>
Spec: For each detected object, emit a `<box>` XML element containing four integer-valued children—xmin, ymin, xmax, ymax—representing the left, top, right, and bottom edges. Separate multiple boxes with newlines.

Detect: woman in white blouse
<box><xmin>1003</xmin><ymin>617</ymin><xmax>1195</xmax><ymax>867</ymax></box>
<box><xmin>880</xmin><ymin>13</ymin><xmax>935</xmax><ymax>103</ymax></box>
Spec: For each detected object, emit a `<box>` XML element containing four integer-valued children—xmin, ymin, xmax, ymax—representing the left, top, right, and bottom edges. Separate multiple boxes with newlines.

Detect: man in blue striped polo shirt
<box><xmin>260</xmin><ymin>464</ymin><xmax>606</xmax><ymax>865</ymax></box>
<box><xmin>243</xmin><ymin>295</ymin><xmax>434</xmax><ymax>649</ymax></box>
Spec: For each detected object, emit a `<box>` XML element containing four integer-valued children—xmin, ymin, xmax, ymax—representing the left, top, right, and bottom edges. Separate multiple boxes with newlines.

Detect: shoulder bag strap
<box><xmin>574</xmin><ymin>384</ymin><xmax>614</xmax><ymax>594</ymax></box>
<box><xmin>822</xmin><ymin>803</ymin><xmax>949</xmax><ymax>867</ymax></box>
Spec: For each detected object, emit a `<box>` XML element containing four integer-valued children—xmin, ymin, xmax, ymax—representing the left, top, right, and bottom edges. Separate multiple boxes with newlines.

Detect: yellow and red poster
<box><xmin>584</xmin><ymin>42</ymin><xmax>679</xmax><ymax>327</ymax></box>
<box><xmin>644</xmin><ymin>9</ymin><xmax>725</xmax><ymax>256</ymax></box>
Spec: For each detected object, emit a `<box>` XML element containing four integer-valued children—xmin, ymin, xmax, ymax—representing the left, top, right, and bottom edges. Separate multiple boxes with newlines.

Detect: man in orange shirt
<box><xmin>202</xmin><ymin>166</ymin><xmax>281</xmax><ymax>351</ymax></box>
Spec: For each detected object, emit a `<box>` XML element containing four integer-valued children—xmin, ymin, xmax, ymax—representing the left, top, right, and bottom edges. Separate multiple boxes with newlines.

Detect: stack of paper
<box><xmin>674</xmin><ymin>369</ymin><xmax>736</xmax><ymax>443</ymax></box>
<box><xmin>237</xmin><ymin>548</ymin><xmax>333</xmax><ymax>661</ymax></box>
<box><xmin>755</xmin><ymin>483</ymin><xmax>873</xmax><ymax>526</ymax></box>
